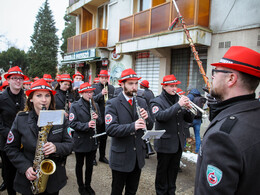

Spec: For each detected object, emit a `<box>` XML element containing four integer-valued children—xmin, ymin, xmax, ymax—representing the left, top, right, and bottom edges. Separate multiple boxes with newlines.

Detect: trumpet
<box><xmin>174</xmin><ymin>91</ymin><xmax>206</xmax><ymax>115</ymax></box>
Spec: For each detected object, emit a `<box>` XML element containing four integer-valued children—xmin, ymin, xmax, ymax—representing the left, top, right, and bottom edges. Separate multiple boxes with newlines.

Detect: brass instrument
<box><xmin>31</xmin><ymin>106</ymin><xmax>56</xmax><ymax>194</ymax></box>
<box><xmin>133</xmin><ymin>92</ymin><xmax>155</xmax><ymax>156</ymax></box>
<box><xmin>174</xmin><ymin>91</ymin><xmax>206</xmax><ymax>116</ymax></box>
<box><xmin>89</xmin><ymin>98</ymin><xmax>98</xmax><ymax>145</ymax></box>
<box><xmin>103</xmin><ymin>82</ymin><xmax>108</xmax><ymax>105</ymax></box>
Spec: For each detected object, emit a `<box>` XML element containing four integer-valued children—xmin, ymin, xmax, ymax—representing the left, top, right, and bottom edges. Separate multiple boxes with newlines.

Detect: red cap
<box><xmin>211</xmin><ymin>46</ymin><xmax>260</xmax><ymax>78</ymax></box>
<box><xmin>78</xmin><ymin>82</ymin><xmax>96</xmax><ymax>93</ymax></box>
<box><xmin>57</xmin><ymin>74</ymin><xmax>72</xmax><ymax>83</ymax></box>
<box><xmin>176</xmin><ymin>88</ymin><xmax>185</xmax><ymax>95</ymax></box>
<box><xmin>0</xmin><ymin>81</ymin><xmax>9</xmax><ymax>90</ymax></box>
<box><xmin>4</xmin><ymin>66</ymin><xmax>27</xmax><ymax>80</ymax></box>
<box><xmin>161</xmin><ymin>74</ymin><xmax>181</xmax><ymax>85</ymax></box>
<box><xmin>26</xmin><ymin>78</ymin><xmax>56</xmax><ymax>96</ymax></box>
<box><xmin>118</xmin><ymin>68</ymin><xmax>141</xmax><ymax>83</ymax></box>
<box><xmin>140</xmin><ymin>80</ymin><xmax>149</xmax><ymax>88</ymax></box>
<box><xmin>94</xmin><ymin>77</ymin><xmax>100</xmax><ymax>83</ymax></box>
<box><xmin>23</xmin><ymin>77</ymin><xmax>32</xmax><ymax>85</ymax></box>
<box><xmin>33</xmin><ymin>77</ymin><xmax>40</xmax><ymax>82</ymax></box>
<box><xmin>98</xmin><ymin>70</ymin><xmax>109</xmax><ymax>77</ymax></box>
<box><xmin>43</xmin><ymin>74</ymin><xmax>54</xmax><ymax>82</ymax></box>
<box><xmin>73</xmin><ymin>71</ymin><xmax>84</xmax><ymax>79</ymax></box>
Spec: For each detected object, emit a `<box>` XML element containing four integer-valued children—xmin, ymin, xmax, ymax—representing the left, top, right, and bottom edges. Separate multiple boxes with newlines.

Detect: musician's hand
<box><xmin>92</xmin><ymin>112</ymin><xmax>98</xmax><ymax>119</ymax></box>
<box><xmin>140</xmin><ymin>108</ymin><xmax>148</xmax><ymax>120</ymax></box>
<box><xmin>135</xmin><ymin>118</ymin><xmax>146</xmax><ymax>130</ymax></box>
<box><xmin>102</xmin><ymin>88</ymin><xmax>108</xmax><ymax>95</ymax></box>
<box><xmin>26</xmin><ymin>167</ymin><xmax>37</xmax><ymax>181</ymax></box>
<box><xmin>64</xmin><ymin>112</ymin><xmax>69</xmax><ymax>118</ymax></box>
<box><xmin>178</xmin><ymin>96</ymin><xmax>191</xmax><ymax>107</ymax></box>
<box><xmin>88</xmin><ymin>120</ymin><xmax>96</xmax><ymax>128</ymax></box>
<box><xmin>43</xmin><ymin>142</ymin><xmax>56</xmax><ymax>156</ymax></box>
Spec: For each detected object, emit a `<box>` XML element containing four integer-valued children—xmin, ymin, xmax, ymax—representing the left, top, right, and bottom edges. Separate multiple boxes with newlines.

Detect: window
<box><xmin>98</xmin><ymin>4</ymin><xmax>108</xmax><ymax>29</ymax></box>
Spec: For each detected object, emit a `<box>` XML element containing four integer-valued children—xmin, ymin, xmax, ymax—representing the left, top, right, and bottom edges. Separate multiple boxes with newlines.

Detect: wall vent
<box><xmin>225</xmin><ymin>41</ymin><xmax>231</xmax><ymax>48</ymax></box>
<box><xmin>257</xmin><ymin>35</ymin><xmax>260</xmax><ymax>46</ymax></box>
<box><xmin>219</xmin><ymin>42</ymin><xmax>224</xmax><ymax>48</ymax></box>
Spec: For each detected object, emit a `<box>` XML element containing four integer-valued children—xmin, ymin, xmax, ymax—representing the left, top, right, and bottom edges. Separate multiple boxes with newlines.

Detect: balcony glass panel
<box><xmin>198</xmin><ymin>0</ymin><xmax>210</xmax><ymax>27</ymax></box>
<box><xmin>88</xmin><ymin>29</ymin><xmax>97</xmax><ymax>49</ymax></box>
<box><xmin>81</xmin><ymin>32</ymin><xmax>88</xmax><ymax>50</ymax></box>
<box><xmin>134</xmin><ymin>10</ymin><xmax>150</xmax><ymax>38</ymax></box>
<box><xmin>172</xmin><ymin>0</ymin><xmax>195</xmax><ymax>26</ymax></box>
<box><xmin>67</xmin><ymin>37</ymin><xmax>74</xmax><ymax>53</ymax></box>
<box><xmin>98</xmin><ymin>29</ymin><xmax>108</xmax><ymax>47</ymax></box>
<box><xmin>151</xmin><ymin>2</ymin><xmax>170</xmax><ymax>34</ymax></box>
<box><xmin>74</xmin><ymin>35</ymin><xmax>81</xmax><ymax>52</ymax></box>
<box><xmin>120</xmin><ymin>16</ymin><xmax>133</xmax><ymax>41</ymax></box>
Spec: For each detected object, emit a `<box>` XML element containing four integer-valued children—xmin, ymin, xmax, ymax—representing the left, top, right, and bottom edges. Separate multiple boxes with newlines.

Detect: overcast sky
<box><xmin>0</xmin><ymin>0</ymin><xmax>69</xmax><ymax>53</ymax></box>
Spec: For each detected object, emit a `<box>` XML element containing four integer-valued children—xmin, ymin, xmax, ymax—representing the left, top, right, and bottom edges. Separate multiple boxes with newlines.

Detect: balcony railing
<box><xmin>69</xmin><ymin>0</ymin><xmax>79</xmax><ymax>6</ymax></box>
<box><xmin>67</xmin><ymin>28</ymin><xmax>108</xmax><ymax>53</ymax></box>
<box><xmin>119</xmin><ymin>0</ymin><xmax>210</xmax><ymax>42</ymax></box>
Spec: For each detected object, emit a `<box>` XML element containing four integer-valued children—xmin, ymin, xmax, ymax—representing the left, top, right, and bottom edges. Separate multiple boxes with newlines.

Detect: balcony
<box><xmin>67</xmin><ymin>28</ymin><xmax>108</xmax><ymax>53</ymax></box>
<box><xmin>119</xmin><ymin>0</ymin><xmax>210</xmax><ymax>42</ymax></box>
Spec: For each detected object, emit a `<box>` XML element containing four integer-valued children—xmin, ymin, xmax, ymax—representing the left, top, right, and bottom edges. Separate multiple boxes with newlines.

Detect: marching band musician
<box><xmin>150</xmin><ymin>74</ymin><xmax>194</xmax><ymax>195</ymax></box>
<box><xmin>23</xmin><ymin>78</ymin><xmax>32</xmax><ymax>91</ymax></box>
<box><xmin>54</xmin><ymin>74</ymin><xmax>75</xmax><ymax>117</ymax></box>
<box><xmin>105</xmin><ymin>68</ymin><xmax>154</xmax><ymax>195</ymax></box>
<box><xmin>0</xmin><ymin>66</ymin><xmax>27</xmax><ymax>195</ymax></box>
<box><xmin>195</xmin><ymin>46</ymin><xmax>260</xmax><ymax>194</ymax></box>
<box><xmin>5</xmin><ymin>78</ymin><xmax>73</xmax><ymax>195</ymax></box>
<box><xmin>93</xmin><ymin>70</ymin><xmax>115</xmax><ymax>164</ymax></box>
<box><xmin>69</xmin><ymin>82</ymin><xmax>102</xmax><ymax>195</ymax></box>
<box><xmin>72</xmin><ymin>71</ymin><xmax>84</xmax><ymax>101</ymax></box>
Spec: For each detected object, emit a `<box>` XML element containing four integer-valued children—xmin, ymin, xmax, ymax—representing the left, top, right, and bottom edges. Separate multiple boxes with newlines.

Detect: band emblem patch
<box><xmin>105</xmin><ymin>114</ymin><xmax>113</xmax><ymax>124</ymax></box>
<box><xmin>152</xmin><ymin>106</ymin><xmax>159</xmax><ymax>114</ymax></box>
<box><xmin>69</xmin><ymin>113</ymin><xmax>74</xmax><ymax>121</ymax></box>
<box><xmin>207</xmin><ymin>165</ymin><xmax>223</xmax><ymax>187</ymax></box>
<box><xmin>7</xmin><ymin>131</ymin><xmax>14</xmax><ymax>144</ymax></box>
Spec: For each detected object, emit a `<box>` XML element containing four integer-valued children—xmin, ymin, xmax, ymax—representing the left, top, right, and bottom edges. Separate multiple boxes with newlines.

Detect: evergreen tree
<box><xmin>60</xmin><ymin>13</ymin><xmax>76</xmax><ymax>75</ymax></box>
<box><xmin>0</xmin><ymin>47</ymin><xmax>29</xmax><ymax>74</ymax></box>
<box><xmin>60</xmin><ymin>14</ymin><xmax>76</xmax><ymax>54</ymax></box>
<box><xmin>28</xmin><ymin>0</ymin><xmax>59</xmax><ymax>78</ymax></box>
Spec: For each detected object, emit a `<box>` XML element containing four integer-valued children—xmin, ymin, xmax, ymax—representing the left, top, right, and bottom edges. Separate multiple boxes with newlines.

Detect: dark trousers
<box><xmin>97</xmin><ymin>124</ymin><xmax>107</xmax><ymax>158</ymax></box>
<box><xmin>155</xmin><ymin>147</ymin><xmax>182</xmax><ymax>195</ymax></box>
<box><xmin>75</xmin><ymin>150</ymin><xmax>96</xmax><ymax>188</ymax></box>
<box><xmin>1</xmin><ymin>150</ymin><xmax>16</xmax><ymax>195</ymax></box>
<box><xmin>111</xmin><ymin>162</ymin><xmax>141</xmax><ymax>195</ymax></box>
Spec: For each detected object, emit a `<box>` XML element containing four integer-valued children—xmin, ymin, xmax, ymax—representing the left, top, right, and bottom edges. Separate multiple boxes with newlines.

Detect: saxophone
<box><xmin>31</xmin><ymin>106</ymin><xmax>56</xmax><ymax>194</ymax></box>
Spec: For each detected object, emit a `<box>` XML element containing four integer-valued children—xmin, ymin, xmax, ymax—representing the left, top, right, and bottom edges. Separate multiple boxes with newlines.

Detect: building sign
<box><xmin>137</xmin><ymin>52</ymin><xmax>150</xmax><ymax>59</ymax></box>
<box><xmin>111</xmin><ymin>49</ymin><xmax>122</xmax><ymax>61</ymax></box>
<box><xmin>63</xmin><ymin>49</ymin><xmax>96</xmax><ymax>62</ymax></box>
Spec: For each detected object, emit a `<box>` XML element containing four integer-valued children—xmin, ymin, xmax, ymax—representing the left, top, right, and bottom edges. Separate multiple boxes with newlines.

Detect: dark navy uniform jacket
<box><xmin>5</xmin><ymin>111</ymin><xmax>73</xmax><ymax>195</ymax></box>
<box><xmin>55</xmin><ymin>89</ymin><xmax>75</xmax><ymax>111</ymax></box>
<box><xmin>93</xmin><ymin>82</ymin><xmax>115</xmax><ymax>119</ymax></box>
<box><xmin>0</xmin><ymin>88</ymin><xmax>26</xmax><ymax>150</ymax></box>
<box><xmin>105</xmin><ymin>92</ymin><xmax>154</xmax><ymax>172</ymax></box>
<box><xmin>69</xmin><ymin>98</ymin><xmax>102</xmax><ymax>153</ymax></box>
<box><xmin>150</xmin><ymin>90</ymin><xmax>193</xmax><ymax>153</ymax></box>
<box><xmin>195</xmin><ymin>95</ymin><xmax>260</xmax><ymax>195</ymax></box>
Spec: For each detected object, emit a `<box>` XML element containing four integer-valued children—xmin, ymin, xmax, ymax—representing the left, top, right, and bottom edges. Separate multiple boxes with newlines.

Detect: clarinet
<box><xmin>64</xmin><ymin>90</ymin><xmax>69</xmax><ymax>113</ymax></box>
<box><xmin>133</xmin><ymin>93</ymin><xmax>155</xmax><ymax>155</ymax></box>
<box><xmin>89</xmin><ymin>98</ymin><xmax>98</xmax><ymax>145</ymax></box>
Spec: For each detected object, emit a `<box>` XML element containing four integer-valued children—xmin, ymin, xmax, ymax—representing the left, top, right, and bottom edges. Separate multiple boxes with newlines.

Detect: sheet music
<box><xmin>37</xmin><ymin>110</ymin><xmax>65</xmax><ymax>127</ymax></box>
<box><xmin>142</xmin><ymin>130</ymin><xmax>166</xmax><ymax>140</ymax></box>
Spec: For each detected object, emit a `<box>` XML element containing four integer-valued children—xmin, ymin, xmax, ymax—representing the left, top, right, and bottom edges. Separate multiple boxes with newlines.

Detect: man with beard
<box><xmin>150</xmin><ymin>74</ymin><xmax>194</xmax><ymax>195</ymax></box>
<box><xmin>105</xmin><ymin>68</ymin><xmax>154</xmax><ymax>195</ymax></box>
<box><xmin>0</xmin><ymin>66</ymin><xmax>27</xmax><ymax>194</ymax></box>
<box><xmin>93</xmin><ymin>70</ymin><xmax>115</xmax><ymax>164</ymax></box>
<box><xmin>195</xmin><ymin>46</ymin><xmax>260</xmax><ymax>194</ymax></box>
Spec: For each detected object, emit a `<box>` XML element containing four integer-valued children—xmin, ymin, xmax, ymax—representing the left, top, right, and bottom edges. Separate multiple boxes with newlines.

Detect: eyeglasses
<box><xmin>10</xmin><ymin>77</ymin><xmax>24</xmax><ymax>81</ymax></box>
<box><xmin>212</xmin><ymin>69</ymin><xmax>233</xmax><ymax>77</ymax></box>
